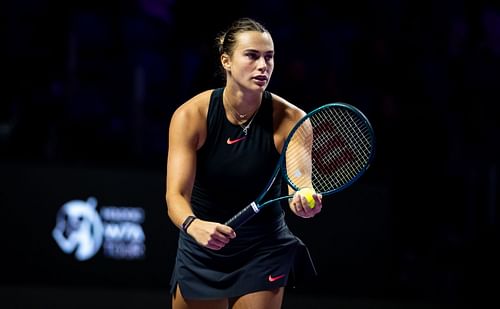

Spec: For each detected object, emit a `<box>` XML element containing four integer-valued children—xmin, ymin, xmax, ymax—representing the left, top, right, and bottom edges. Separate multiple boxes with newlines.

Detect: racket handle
<box><xmin>224</xmin><ymin>202</ymin><xmax>259</xmax><ymax>230</ymax></box>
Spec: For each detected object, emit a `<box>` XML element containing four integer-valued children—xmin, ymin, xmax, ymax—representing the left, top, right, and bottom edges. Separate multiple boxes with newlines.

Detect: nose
<box><xmin>257</xmin><ymin>57</ymin><xmax>267</xmax><ymax>71</ymax></box>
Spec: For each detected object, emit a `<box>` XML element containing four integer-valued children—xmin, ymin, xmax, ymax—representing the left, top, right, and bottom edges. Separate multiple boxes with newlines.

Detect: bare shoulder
<box><xmin>269</xmin><ymin>92</ymin><xmax>306</xmax><ymax>123</ymax></box>
<box><xmin>268</xmin><ymin>92</ymin><xmax>307</xmax><ymax>146</ymax></box>
<box><xmin>169</xmin><ymin>90</ymin><xmax>213</xmax><ymax>148</ymax></box>
<box><xmin>171</xmin><ymin>89</ymin><xmax>213</xmax><ymax>122</ymax></box>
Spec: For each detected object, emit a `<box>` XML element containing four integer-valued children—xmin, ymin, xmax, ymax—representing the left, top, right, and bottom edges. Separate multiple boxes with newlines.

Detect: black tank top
<box><xmin>191</xmin><ymin>88</ymin><xmax>284</xmax><ymax>225</ymax></box>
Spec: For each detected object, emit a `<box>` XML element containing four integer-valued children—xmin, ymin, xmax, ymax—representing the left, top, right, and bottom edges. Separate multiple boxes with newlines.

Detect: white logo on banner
<box><xmin>52</xmin><ymin>197</ymin><xmax>103</xmax><ymax>261</ymax></box>
<box><xmin>52</xmin><ymin>197</ymin><xmax>146</xmax><ymax>261</ymax></box>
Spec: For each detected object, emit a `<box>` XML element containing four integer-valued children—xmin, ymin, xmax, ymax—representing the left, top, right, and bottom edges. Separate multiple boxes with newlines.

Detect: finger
<box><xmin>311</xmin><ymin>194</ymin><xmax>322</xmax><ymax>211</ymax></box>
<box><xmin>300</xmin><ymin>196</ymin><xmax>315</xmax><ymax>216</ymax></box>
<box><xmin>210</xmin><ymin>231</ymin><xmax>231</xmax><ymax>245</ymax></box>
<box><xmin>313</xmin><ymin>193</ymin><xmax>322</xmax><ymax>204</ymax></box>
<box><xmin>293</xmin><ymin>201</ymin><xmax>303</xmax><ymax>214</ymax></box>
<box><xmin>207</xmin><ymin>238</ymin><xmax>227</xmax><ymax>250</ymax></box>
<box><xmin>208</xmin><ymin>243</ymin><xmax>222</xmax><ymax>250</ymax></box>
<box><xmin>311</xmin><ymin>196</ymin><xmax>322</xmax><ymax>211</ymax></box>
<box><xmin>217</xmin><ymin>224</ymin><xmax>236</xmax><ymax>239</ymax></box>
<box><xmin>293</xmin><ymin>203</ymin><xmax>310</xmax><ymax>218</ymax></box>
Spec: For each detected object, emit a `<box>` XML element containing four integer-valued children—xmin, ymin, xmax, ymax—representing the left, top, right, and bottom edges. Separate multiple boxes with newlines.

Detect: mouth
<box><xmin>253</xmin><ymin>75</ymin><xmax>268</xmax><ymax>85</ymax></box>
<box><xmin>254</xmin><ymin>75</ymin><xmax>268</xmax><ymax>81</ymax></box>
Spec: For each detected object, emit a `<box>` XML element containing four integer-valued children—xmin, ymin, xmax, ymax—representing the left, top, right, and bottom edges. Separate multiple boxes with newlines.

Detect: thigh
<box><xmin>231</xmin><ymin>288</ymin><xmax>284</xmax><ymax>309</ymax></box>
<box><xmin>172</xmin><ymin>284</ymin><xmax>229</xmax><ymax>309</ymax></box>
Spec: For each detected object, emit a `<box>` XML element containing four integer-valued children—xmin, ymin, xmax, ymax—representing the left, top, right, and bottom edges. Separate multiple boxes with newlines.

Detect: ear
<box><xmin>221</xmin><ymin>53</ymin><xmax>231</xmax><ymax>70</ymax></box>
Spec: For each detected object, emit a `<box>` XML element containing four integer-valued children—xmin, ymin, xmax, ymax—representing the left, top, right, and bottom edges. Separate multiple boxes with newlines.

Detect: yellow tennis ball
<box><xmin>300</xmin><ymin>187</ymin><xmax>316</xmax><ymax>209</ymax></box>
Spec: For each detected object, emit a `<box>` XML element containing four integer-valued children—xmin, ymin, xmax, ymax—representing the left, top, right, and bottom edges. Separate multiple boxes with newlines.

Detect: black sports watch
<box><xmin>181</xmin><ymin>215</ymin><xmax>197</xmax><ymax>233</ymax></box>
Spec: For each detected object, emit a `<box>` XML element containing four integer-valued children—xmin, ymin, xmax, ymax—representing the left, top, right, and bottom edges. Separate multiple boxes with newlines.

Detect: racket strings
<box><xmin>313</xmin><ymin>108</ymin><xmax>373</xmax><ymax>191</ymax></box>
<box><xmin>285</xmin><ymin>106</ymin><xmax>374</xmax><ymax>193</ymax></box>
<box><xmin>328</xmin><ymin>109</ymin><xmax>371</xmax><ymax>167</ymax></box>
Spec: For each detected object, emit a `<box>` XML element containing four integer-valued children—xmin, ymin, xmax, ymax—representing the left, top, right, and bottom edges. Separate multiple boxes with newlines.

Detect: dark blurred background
<box><xmin>1</xmin><ymin>0</ymin><xmax>499</xmax><ymax>308</ymax></box>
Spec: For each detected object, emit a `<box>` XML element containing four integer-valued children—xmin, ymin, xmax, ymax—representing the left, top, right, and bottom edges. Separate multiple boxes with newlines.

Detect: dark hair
<box><xmin>214</xmin><ymin>17</ymin><xmax>270</xmax><ymax>79</ymax></box>
<box><xmin>215</xmin><ymin>17</ymin><xmax>269</xmax><ymax>56</ymax></box>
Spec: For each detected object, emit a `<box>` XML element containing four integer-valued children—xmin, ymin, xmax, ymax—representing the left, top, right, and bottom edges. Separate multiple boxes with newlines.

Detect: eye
<box><xmin>246</xmin><ymin>52</ymin><xmax>259</xmax><ymax>60</ymax></box>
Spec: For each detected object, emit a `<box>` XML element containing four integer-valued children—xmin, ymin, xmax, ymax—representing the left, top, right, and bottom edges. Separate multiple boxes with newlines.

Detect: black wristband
<box><xmin>181</xmin><ymin>215</ymin><xmax>197</xmax><ymax>233</ymax></box>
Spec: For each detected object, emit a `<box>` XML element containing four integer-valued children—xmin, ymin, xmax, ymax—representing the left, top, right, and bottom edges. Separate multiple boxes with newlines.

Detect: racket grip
<box><xmin>224</xmin><ymin>202</ymin><xmax>259</xmax><ymax>230</ymax></box>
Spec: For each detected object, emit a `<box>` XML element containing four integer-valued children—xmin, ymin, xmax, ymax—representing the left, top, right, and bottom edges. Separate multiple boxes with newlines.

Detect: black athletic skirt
<box><xmin>169</xmin><ymin>218</ymin><xmax>316</xmax><ymax>299</ymax></box>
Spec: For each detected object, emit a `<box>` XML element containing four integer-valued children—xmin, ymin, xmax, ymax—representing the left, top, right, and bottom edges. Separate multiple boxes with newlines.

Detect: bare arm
<box><xmin>165</xmin><ymin>92</ymin><xmax>235</xmax><ymax>250</ymax></box>
<box><xmin>271</xmin><ymin>95</ymin><xmax>323</xmax><ymax>219</ymax></box>
<box><xmin>165</xmin><ymin>101</ymin><xmax>200</xmax><ymax>230</ymax></box>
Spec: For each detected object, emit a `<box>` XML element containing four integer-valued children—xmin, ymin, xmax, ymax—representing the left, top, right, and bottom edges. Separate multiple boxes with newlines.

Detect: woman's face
<box><xmin>223</xmin><ymin>31</ymin><xmax>274</xmax><ymax>92</ymax></box>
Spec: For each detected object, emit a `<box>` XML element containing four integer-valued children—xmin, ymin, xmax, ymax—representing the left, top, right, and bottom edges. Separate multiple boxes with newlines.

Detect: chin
<box><xmin>254</xmin><ymin>83</ymin><xmax>268</xmax><ymax>91</ymax></box>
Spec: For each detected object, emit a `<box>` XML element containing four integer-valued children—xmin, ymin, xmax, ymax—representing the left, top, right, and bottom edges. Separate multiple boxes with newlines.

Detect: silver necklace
<box><xmin>224</xmin><ymin>92</ymin><xmax>249</xmax><ymax>120</ymax></box>
<box><xmin>240</xmin><ymin>108</ymin><xmax>259</xmax><ymax>135</ymax></box>
<box><xmin>224</xmin><ymin>96</ymin><xmax>260</xmax><ymax>135</ymax></box>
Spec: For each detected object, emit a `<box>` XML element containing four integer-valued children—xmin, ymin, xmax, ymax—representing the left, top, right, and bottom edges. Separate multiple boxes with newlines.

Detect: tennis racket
<box><xmin>224</xmin><ymin>102</ymin><xmax>376</xmax><ymax>229</ymax></box>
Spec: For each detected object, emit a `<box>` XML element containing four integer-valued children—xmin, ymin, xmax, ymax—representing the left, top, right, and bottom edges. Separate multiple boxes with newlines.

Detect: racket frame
<box><xmin>224</xmin><ymin>102</ymin><xmax>376</xmax><ymax>229</ymax></box>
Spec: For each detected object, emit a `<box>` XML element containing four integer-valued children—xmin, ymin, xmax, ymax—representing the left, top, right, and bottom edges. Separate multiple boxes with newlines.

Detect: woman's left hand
<box><xmin>289</xmin><ymin>189</ymin><xmax>322</xmax><ymax>218</ymax></box>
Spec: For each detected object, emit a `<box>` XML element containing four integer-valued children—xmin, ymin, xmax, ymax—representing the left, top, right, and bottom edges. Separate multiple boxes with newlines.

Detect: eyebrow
<box><xmin>243</xmin><ymin>48</ymin><xmax>274</xmax><ymax>54</ymax></box>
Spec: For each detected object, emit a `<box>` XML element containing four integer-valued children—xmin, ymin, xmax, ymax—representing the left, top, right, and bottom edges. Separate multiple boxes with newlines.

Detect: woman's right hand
<box><xmin>186</xmin><ymin>219</ymin><xmax>236</xmax><ymax>250</ymax></box>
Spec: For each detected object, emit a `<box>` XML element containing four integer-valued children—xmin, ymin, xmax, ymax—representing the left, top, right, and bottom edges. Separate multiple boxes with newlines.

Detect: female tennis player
<box><xmin>166</xmin><ymin>17</ymin><xmax>322</xmax><ymax>309</ymax></box>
